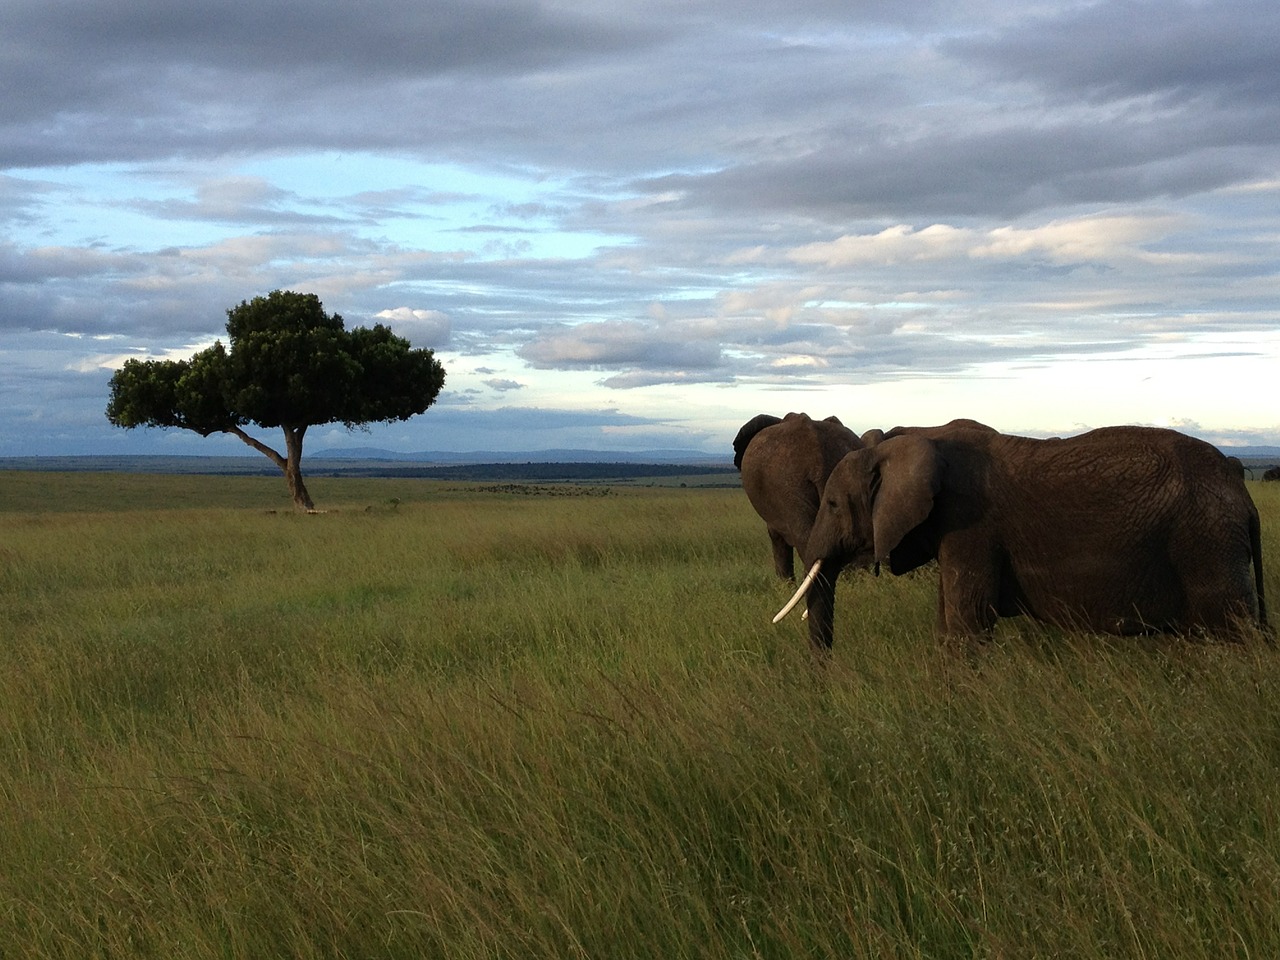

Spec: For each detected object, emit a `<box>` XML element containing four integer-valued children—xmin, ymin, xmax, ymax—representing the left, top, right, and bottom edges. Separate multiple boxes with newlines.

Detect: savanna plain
<box><xmin>3</xmin><ymin>470</ymin><xmax>1280</xmax><ymax>959</ymax></box>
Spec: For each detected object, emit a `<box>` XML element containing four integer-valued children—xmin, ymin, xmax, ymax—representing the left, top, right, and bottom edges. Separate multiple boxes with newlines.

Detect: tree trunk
<box><xmin>283</xmin><ymin>425</ymin><xmax>315</xmax><ymax>511</ymax></box>
<box><xmin>228</xmin><ymin>423</ymin><xmax>316</xmax><ymax>511</ymax></box>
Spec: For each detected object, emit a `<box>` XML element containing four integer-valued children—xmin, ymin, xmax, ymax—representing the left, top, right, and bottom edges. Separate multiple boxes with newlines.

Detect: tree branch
<box><xmin>227</xmin><ymin>425</ymin><xmax>287</xmax><ymax>471</ymax></box>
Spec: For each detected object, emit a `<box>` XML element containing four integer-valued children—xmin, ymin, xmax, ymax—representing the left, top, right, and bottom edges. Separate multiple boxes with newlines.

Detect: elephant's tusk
<box><xmin>773</xmin><ymin>560</ymin><xmax>822</xmax><ymax>623</ymax></box>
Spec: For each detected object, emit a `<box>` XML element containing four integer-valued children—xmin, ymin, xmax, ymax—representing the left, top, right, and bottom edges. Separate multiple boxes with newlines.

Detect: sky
<box><xmin>2</xmin><ymin>0</ymin><xmax>1279</xmax><ymax>459</ymax></box>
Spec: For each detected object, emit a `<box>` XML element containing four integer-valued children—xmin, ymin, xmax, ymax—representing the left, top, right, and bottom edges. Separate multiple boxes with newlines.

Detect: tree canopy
<box><xmin>106</xmin><ymin>290</ymin><xmax>446</xmax><ymax>510</ymax></box>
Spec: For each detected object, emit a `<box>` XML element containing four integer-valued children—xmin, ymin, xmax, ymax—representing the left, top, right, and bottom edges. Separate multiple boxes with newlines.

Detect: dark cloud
<box><xmin>0</xmin><ymin>0</ymin><xmax>665</xmax><ymax>166</ymax></box>
<box><xmin>4</xmin><ymin>0</ymin><xmax>658</xmax><ymax>87</ymax></box>
<box><xmin>948</xmin><ymin>0</ymin><xmax>1280</xmax><ymax>108</ymax></box>
<box><xmin>0</xmin><ymin>174</ymin><xmax>59</xmax><ymax>225</ymax></box>
<box><xmin>733</xmin><ymin>141</ymin><xmax>1248</xmax><ymax>220</ymax></box>
<box><xmin>483</xmin><ymin>378</ymin><xmax>524</xmax><ymax>392</ymax></box>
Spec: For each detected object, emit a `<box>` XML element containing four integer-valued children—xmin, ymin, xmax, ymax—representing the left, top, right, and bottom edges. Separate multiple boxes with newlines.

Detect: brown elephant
<box><xmin>776</xmin><ymin>420</ymin><xmax>1269</xmax><ymax>643</ymax></box>
<box><xmin>733</xmin><ymin>412</ymin><xmax>875</xmax><ymax>653</ymax></box>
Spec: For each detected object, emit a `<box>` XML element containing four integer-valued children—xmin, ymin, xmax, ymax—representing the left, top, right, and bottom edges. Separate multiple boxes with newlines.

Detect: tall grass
<box><xmin>2</xmin><ymin>475</ymin><xmax>1279</xmax><ymax>958</ymax></box>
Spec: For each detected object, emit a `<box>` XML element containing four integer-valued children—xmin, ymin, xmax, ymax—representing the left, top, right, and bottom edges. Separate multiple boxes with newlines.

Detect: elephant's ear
<box><xmin>870</xmin><ymin>436</ymin><xmax>942</xmax><ymax>565</ymax></box>
<box><xmin>732</xmin><ymin>414</ymin><xmax>782</xmax><ymax>470</ymax></box>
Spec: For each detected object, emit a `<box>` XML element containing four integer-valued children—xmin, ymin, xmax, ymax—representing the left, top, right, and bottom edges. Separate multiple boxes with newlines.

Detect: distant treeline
<box><xmin>0</xmin><ymin>456</ymin><xmax>738</xmax><ymax>484</ymax></box>
<box><xmin>325</xmin><ymin>461</ymin><xmax>739</xmax><ymax>482</ymax></box>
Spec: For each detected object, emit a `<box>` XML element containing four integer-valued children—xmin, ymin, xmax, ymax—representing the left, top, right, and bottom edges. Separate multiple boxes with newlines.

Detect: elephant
<box><xmin>775</xmin><ymin>420</ymin><xmax>1269</xmax><ymax>644</ymax></box>
<box><xmin>733</xmin><ymin>412</ymin><xmax>872</xmax><ymax>653</ymax></box>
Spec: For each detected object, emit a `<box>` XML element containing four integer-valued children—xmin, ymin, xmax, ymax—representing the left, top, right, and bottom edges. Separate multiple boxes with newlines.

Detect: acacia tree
<box><xmin>106</xmin><ymin>290</ymin><xmax>446</xmax><ymax>510</ymax></box>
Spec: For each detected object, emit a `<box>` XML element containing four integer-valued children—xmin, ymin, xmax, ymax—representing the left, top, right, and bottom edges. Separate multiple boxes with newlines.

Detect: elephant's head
<box><xmin>774</xmin><ymin>434</ymin><xmax>943</xmax><ymax>624</ymax></box>
<box><xmin>734</xmin><ymin>411</ymin><xmax>867</xmax><ymax>585</ymax></box>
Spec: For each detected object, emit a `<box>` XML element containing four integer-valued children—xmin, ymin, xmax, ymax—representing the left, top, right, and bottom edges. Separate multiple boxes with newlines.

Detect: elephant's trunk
<box><xmin>773</xmin><ymin>559</ymin><xmax>822</xmax><ymax>623</ymax></box>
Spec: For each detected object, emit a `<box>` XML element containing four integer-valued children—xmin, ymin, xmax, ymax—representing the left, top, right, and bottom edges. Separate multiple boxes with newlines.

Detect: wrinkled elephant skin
<box><xmin>787</xmin><ymin>421</ymin><xmax>1269</xmax><ymax>643</ymax></box>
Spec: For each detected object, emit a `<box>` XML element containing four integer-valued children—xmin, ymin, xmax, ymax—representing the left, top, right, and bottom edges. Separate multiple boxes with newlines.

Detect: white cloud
<box><xmin>787</xmin><ymin>224</ymin><xmax>971</xmax><ymax>267</ymax></box>
<box><xmin>373</xmin><ymin>308</ymin><xmax>451</xmax><ymax>346</ymax></box>
<box><xmin>970</xmin><ymin>215</ymin><xmax>1186</xmax><ymax>264</ymax></box>
<box><xmin>771</xmin><ymin>355</ymin><xmax>828</xmax><ymax>370</ymax></box>
<box><xmin>518</xmin><ymin>319</ymin><xmax>723</xmax><ymax>370</ymax></box>
<box><xmin>80</xmin><ymin>340</ymin><xmax>220</xmax><ymax>372</ymax></box>
<box><xmin>784</xmin><ymin>214</ymin><xmax>1188</xmax><ymax>269</ymax></box>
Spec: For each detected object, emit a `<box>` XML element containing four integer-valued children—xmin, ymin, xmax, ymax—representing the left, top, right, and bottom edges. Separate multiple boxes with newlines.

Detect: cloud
<box><xmin>0</xmin><ymin>0</ymin><xmax>667</xmax><ymax>167</ymax></box>
<box><xmin>3</xmin><ymin>0</ymin><xmax>1280</xmax><ymax>455</ymax></box>
<box><xmin>127</xmin><ymin>177</ymin><xmax>348</xmax><ymax>227</ymax></box>
<box><xmin>599</xmin><ymin>369</ymin><xmax>735</xmax><ymax>389</ymax></box>
<box><xmin>518</xmin><ymin>320</ymin><xmax>724</xmax><ymax>371</ymax></box>
<box><xmin>785</xmin><ymin>225</ymin><xmax>972</xmax><ymax>267</ymax></box>
<box><xmin>0</xmin><ymin>173</ymin><xmax>60</xmax><ymax>225</ymax></box>
<box><xmin>0</xmin><ymin>242</ymin><xmax>145</xmax><ymax>285</ymax></box>
<box><xmin>79</xmin><ymin>340</ymin><xmax>218</xmax><ymax>372</ymax></box>
<box><xmin>948</xmin><ymin>0</ymin><xmax>1280</xmax><ymax>108</ymax></box>
<box><xmin>783</xmin><ymin>215</ymin><xmax>1189</xmax><ymax>268</ymax></box>
<box><xmin>373</xmin><ymin>308</ymin><xmax>452</xmax><ymax>347</ymax></box>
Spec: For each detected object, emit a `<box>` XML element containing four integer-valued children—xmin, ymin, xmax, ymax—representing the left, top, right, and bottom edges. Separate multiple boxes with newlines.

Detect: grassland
<box><xmin>2</xmin><ymin>472</ymin><xmax>1279</xmax><ymax>959</ymax></box>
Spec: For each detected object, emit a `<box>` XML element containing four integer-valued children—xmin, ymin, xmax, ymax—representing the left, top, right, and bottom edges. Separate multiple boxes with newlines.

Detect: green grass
<box><xmin>2</xmin><ymin>474</ymin><xmax>1279</xmax><ymax>958</ymax></box>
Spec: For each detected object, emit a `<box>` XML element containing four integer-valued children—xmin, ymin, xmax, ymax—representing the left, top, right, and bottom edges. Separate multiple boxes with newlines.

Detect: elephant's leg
<box><xmin>805</xmin><ymin>562</ymin><xmax>842</xmax><ymax>655</ymax></box>
<box><xmin>1182</xmin><ymin>571</ymin><xmax>1262</xmax><ymax>640</ymax></box>
<box><xmin>936</xmin><ymin>560</ymin><xmax>999</xmax><ymax>641</ymax></box>
<box><xmin>769</xmin><ymin>528</ymin><xmax>795</xmax><ymax>581</ymax></box>
<box><xmin>934</xmin><ymin>584</ymin><xmax>949</xmax><ymax>636</ymax></box>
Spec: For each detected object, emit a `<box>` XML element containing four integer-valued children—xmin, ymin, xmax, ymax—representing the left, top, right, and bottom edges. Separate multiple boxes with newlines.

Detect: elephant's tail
<box><xmin>1250</xmin><ymin>504</ymin><xmax>1272</xmax><ymax>639</ymax></box>
<box><xmin>732</xmin><ymin>414</ymin><xmax>783</xmax><ymax>470</ymax></box>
